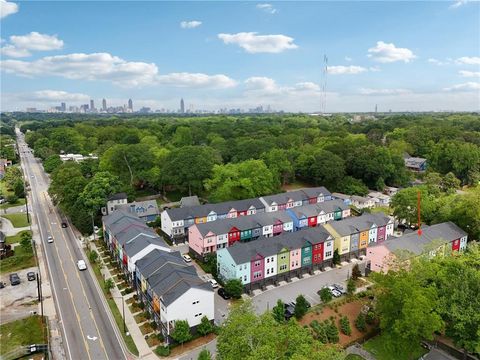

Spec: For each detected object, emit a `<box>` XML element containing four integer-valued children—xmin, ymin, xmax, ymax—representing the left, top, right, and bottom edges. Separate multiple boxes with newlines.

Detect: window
<box><xmin>253</xmin><ymin>271</ymin><xmax>262</xmax><ymax>279</ymax></box>
<box><xmin>192</xmin><ymin>300</ymin><xmax>199</xmax><ymax>305</ymax></box>
<box><xmin>194</xmin><ymin>313</ymin><xmax>203</xmax><ymax>317</ymax></box>
<box><xmin>280</xmin><ymin>264</ymin><xmax>287</xmax><ymax>271</ymax></box>
<box><xmin>244</xmin><ymin>275</ymin><xmax>247</xmax><ymax>281</ymax></box>
<box><xmin>266</xmin><ymin>269</ymin><xmax>270</xmax><ymax>275</ymax></box>
<box><xmin>266</xmin><ymin>258</ymin><xmax>270</xmax><ymax>263</ymax></box>
<box><xmin>325</xmin><ymin>251</ymin><xmax>332</xmax><ymax>257</ymax></box>
<box><xmin>254</xmin><ymin>260</ymin><xmax>261</xmax><ymax>267</ymax></box>
<box><xmin>291</xmin><ymin>261</ymin><xmax>295</xmax><ymax>267</ymax></box>
<box><xmin>280</xmin><ymin>254</ymin><xmax>286</xmax><ymax>260</ymax></box>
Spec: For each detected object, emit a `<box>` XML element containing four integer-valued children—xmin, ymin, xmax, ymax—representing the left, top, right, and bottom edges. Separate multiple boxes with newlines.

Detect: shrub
<box><xmin>88</xmin><ymin>250</ymin><xmax>98</xmax><ymax>263</ymax></box>
<box><xmin>156</xmin><ymin>333</ymin><xmax>164</xmax><ymax>342</ymax></box>
<box><xmin>150</xmin><ymin>321</ymin><xmax>158</xmax><ymax>330</ymax></box>
<box><xmin>197</xmin><ymin>316</ymin><xmax>214</xmax><ymax>336</ymax></box>
<box><xmin>352</xmin><ymin>263</ymin><xmax>362</xmax><ymax>279</ymax></box>
<box><xmin>138</xmin><ymin>302</ymin><xmax>145</xmax><ymax>309</ymax></box>
<box><xmin>145</xmin><ymin>312</ymin><xmax>151</xmax><ymax>320</ymax></box>
<box><xmin>333</xmin><ymin>249</ymin><xmax>341</xmax><ymax>265</ymax></box>
<box><xmin>6</xmin><ymin>195</ymin><xmax>18</xmax><ymax>204</ymax></box>
<box><xmin>355</xmin><ymin>313</ymin><xmax>367</xmax><ymax>332</ymax></box>
<box><xmin>340</xmin><ymin>316</ymin><xmax>352</xmax><ymax>336</ymax></box>
<box><xmin>347</xmin><ymin>278</ymin><xmax>356</xmax><ymax>295</ymax></box>
<box><xmin>224</xmin><ymin>278</ymin><xmax>243</xmax><ymax>299</ymax></box>
<box><xmin>294</xmin><ymin>294</ymin><xmax>309</xmax><ymax>319</ymax></box>
<box><xmin>104</xmin><ymin>278</ymin><xmax>114</xmax><ymax>292</ymax></box>
<box><xmin>366</xmin><ymin>310</ymin><xmax>376</xmax><ymax>325</ymax></box>
<box><xmin>155</xmin><ymin>345</ymin><xmax>170</xmax><ymax>357</ymax></box>
<box><xmin>318</xmin><ymin>288</ymin><xmax>332</xmax><ymax>303</ymax></box>
<box><xmin>325</xmin><ymin>319</ymin><xmax>339</xmax><ymax>343</ymax></box>
<box><xmin>198</xmin><ymin>348</ymin><xmax>212</xmax><ymax>360</ymax></box>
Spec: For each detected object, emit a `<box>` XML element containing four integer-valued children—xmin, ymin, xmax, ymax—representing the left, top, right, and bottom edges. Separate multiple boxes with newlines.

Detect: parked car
<box><xmin>77</xmin><ymin>260</ymin><xmax>87</xmax><ymax>271</ymax></box>
<box><xmin>27</xmin><ymin>272</ymin><xmax>36</xmax><ymax>281</ymax></box>
<box><xmin>182</xmin><ymin>254</ymin><xmax>192</xmax><ymax>263</ymax></box>
<box><xmin>333</xmin><ymin>283</ymin><xmax>346</xmax><ymax>294</ymax></box>
<box><xmin>47</xmin><ymin>235</ymin><xmax>54</xmax><ymax>243</ymax></box>
<box><xmin>9</xmin><ymin>273</ymin><xmax>20</xmax><ymax>286</ymax></box>
<box><xmin>284</xmin><ymin>303</ymin><xmax>295</xmax><ymax>320</ymax></box>
<box><xmin>217</xmin><ymin>287</ymin><xmax>231</xmax><ymax>300</ymax></box>
<box><xmin>325</xmin><ymin>285</ymin><xmax>342</xmax><ymax>298</ymax></box>
<box><xmin>208</xmin><ymin>279</ymin><xmax>219</xmax><ymax>288</ymax></box>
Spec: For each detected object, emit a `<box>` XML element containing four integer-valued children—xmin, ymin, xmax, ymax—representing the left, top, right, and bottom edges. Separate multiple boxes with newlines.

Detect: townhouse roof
<box><xmin>379</xmin><ymin>222</ymin><xmax>467</xmax><ymax>256</ymax></box>
<box><xmin>367</xmin><ymin>192</ymin><xmax>391</xmax><ymax>201</ymax></box>
<box><xmin>404</xmin><ymin>155</ymin><xmax>427</xmax><ymax>169</ymax></box>
<box><xmin>327</xmin><ymin>213</ymin><xmax>392</xmax><ymax>236</ymax></box>
<box><xmin>298</xmin><ymin>187</ymin><xmax>332</xmax><ymax>199</ymax></box>
<box><xmin>118</xmin><ymin>200</ymin><xmax>160</xmax><ymax>218</ymax></box>
<box><xmin>164</xmin><ymin>197</ymin><xmax>265</xmax><ymax>222</ymax></box>
<box><xmin>180</xmin><ymin>196</ymin><xmax>201</xmax><ymax>207</ymax></box>
<box><xmin>260</xmin><ymin>191</ymin><xmax>305</xmax><ymax>205</ymax></box>
<box><xmin>288</xmin><ymin>199</ymin><xmax>349</xmax><ymax>218</ymax></box>
<box><xmin>123</xmin><ymin>233</ymin><xmax>169</xmax><ymax>258</ymax></box>
<box><xmin>103</xmin><ymin>210</ymin><xmax>141</xmax><ymax>228</ymax></box>
<box><xmin>108</xmin><ymin>192</ymin><xmax>128</xmax><ymax>201</ymax></box>
<box><xmin>331</xmin><ymin>192</ymin><xmax>351</xmax><ymax>200</ymax></box>
<box><xmin>136</xmin><ymin>250</ymin><xmax>188</xmax><ymax>279</ymax></box>
<box><xmin>350</xmin><ymin>195</ymin><xmax>372</xmax><ymax>203</ymax></box>
<box><xmin>226</xmin><ymin>225</ymin><xmax>334</xmax><ymax>265</ymax></box>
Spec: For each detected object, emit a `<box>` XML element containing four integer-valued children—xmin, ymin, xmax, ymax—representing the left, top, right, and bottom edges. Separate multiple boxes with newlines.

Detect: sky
<box><xmin>1</xmin><ymin>0</ymin><xmax>479</xmax><ymax>112</ymax></box>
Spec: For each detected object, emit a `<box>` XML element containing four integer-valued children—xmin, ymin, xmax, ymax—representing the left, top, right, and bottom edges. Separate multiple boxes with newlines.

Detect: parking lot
<box><xmin>0</xmin><ymin>267</ymin><xmax>41</xmax><ymax>323</ymax></box>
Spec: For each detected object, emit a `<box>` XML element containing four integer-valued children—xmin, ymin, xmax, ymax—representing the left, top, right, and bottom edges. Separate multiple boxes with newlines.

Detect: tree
<box><xmin>79</xmin><ymin>171</ymin><xmax>122</xmax><ymax>213</ymax></box>
<box><xmin>261</xmin><ymin>149</ymin><xmax>294</xmax><ymax>185</ymax></box>
<box><xmin>337</xmin><ymin>176</ymin><xmax>369</xmax><ymax>196</ymax></box>
<box><xmin>351</xmin><ymin>264</ymin><xmax>362</xmax><ymax>280</ymax></box>
<box><xmin>272</xmin><ymin>299</ymin><xmax>285</xmax><ymax>323</ymax></box>
<box><xmin>171</xmin><ymin>320</ymin><xmax>192</xmax><ymax>345</ymax></box>
<box><xmin>332</xmin><ymin>249</ymin><xmax>341</xmax><ymax>265</ymax></box>
<box><xmin>318</xmin><ymin>288</ymin><xmax>332</xmax><ymax>303</ymax></box>
<box><xmin>339</xmin><ymin>316</ymin><xmax>352</xmax><ymax>336</ymax></box>
<box><xmin>20</xmin><ymin>232</ymin><xmax>32</xmax><ymax>252</ymax></box>
<box><xmin>441</xmin><ymin>172</ymin><xmax>461</xmax><ymax>194</ymax></box>
<box><xmin>197</xmin><ymin>348</ymin><xmax>212</xmax><ymax>360</ymax></box>
<box><xmin>43</xmin><ymin>155</ymin><xmax>63</xmax><ymax>173</ymax></box>
<box><xmin>197</xmin><ymin>316</ymin><xmax>214</xmax><ymax>336</ymax></box>
<box><xmin>205</xmin><ymin>160</ymin><xmax>279</xmax><ymax>202</ymax></box>
<box><xmin>88</xmin><ymin>250</ymin><xmax>98</xmax><ymax>263</ymax></box>
<box><xmin>347</xmin><ymin>278</ymin><xmax>356</xmax><ymax>295</ymax></box>
<box><xmin>224</xmin><ymin>279</ymin><xmax>243</xmax><ymax>299</ymax></box>
<box><xmin>391</xmin><ymin>186</ymin><xmax>437</xmax><ymax>225</ymax></box>
<box><xmin>13</xmin><ymin>180</ymin><xmax>24</xmax><ymax>198</ymax></box>
<box><xmin>296</xmin><ymin>149</ymin><xmax>345</xmax><ymax>189</ymax></box>
<box><xmin>294</xmin><ymin>294</ymin><xmax>309</xmax><ymax>319</ymax></box>
<box><xmin>354</xmin><ymin>313</ymin><xmax>367</xmax><ymax>332</ymax></box>
<box><xmin>104</xmin><ymin>278</ymin><xmax>114</xmax><ymax>292</ymax></box>
<box><xmin>4</xmin><ymin>166</ymin><xmax>22</xmax><ymax>189</ymax></box>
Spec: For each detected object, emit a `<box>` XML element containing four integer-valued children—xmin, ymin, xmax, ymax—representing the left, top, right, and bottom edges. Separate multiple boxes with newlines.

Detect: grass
<box><xmin>134</xmin><ymin>312</ymin><xmax>148</xmax><ymax>324</ymax></box>
<box><xmin>139</xmin><ymin>322</ymin><xmax>154</xmax><ymax>335</ymax></box>
<box><xmin>1</xmin><ymin>213</ymin><xmax>29</xmax><ymax>228</ymax></box>
<box><xmin>0</xmin><ymin>198</ymin><xmax>26</xmax><ymax>210</ymax></box>
<box><xmin>344</xmin><ymin>355</ymin><xmax>366</xmax><ymax>360</ymax></box>
<box><xmin>0</xmin><ymin>244</ymin><xmax>36</xmax><ymax>274</ymax></box>
<box><xmin>363</xmin><ymin>334</ymin><xmax>428</xmax><ymax>360</ymax></box>
<box><xmin>0</xmin><ymin>315</ymin><xmax>47</xmax><ymax>356</ymax></box>
<box><xmin>370</xmin><ymin>206</ymin><xmax>392</xmax><ymax>215</ymax></box>
<box><xmin>145</xmin><ymin>334</ymin><xmax>162</xmax><ymax>348</ymax></box>
<box><xmin>90</xmin><ymin>261</ymin><xmax>139</xmax><ymax>356</ymax></box>
<box><xmin>5</xmin><ymin>230</ymin><xmax>31</xmax><ymax>245</ymax></box>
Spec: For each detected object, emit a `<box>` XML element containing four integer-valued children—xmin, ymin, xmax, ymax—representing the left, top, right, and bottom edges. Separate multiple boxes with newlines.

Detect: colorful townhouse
<box><xmin>135</xmin><ymin>250</ymin><xmax>214</xmax><ymax>342</ymax></box>
<box><xmin>102</xmin><ymin>211</ymin><xmax>171</xmax><ymax>282</ymax></box>
<box><xmin>323</xmin><ymin>213</ymin><xmax>394</xmax><ymax>261</ymax></box>
<box><xmin>365</xmin><ymin>222</ymin><xmax>468</xmax><ymax>273</ymax></box>
<box><xmin>259</xmin><ymin>187</ymin><xmax>332</xmax><ymax>212</ymax></box>
<box><xmin>117</xmin><ymin>200</ymin><xmax>160</xmax><ymax>222</ymax></box>
<box><xmin>161</xmin><ymin>197</ymin><xmax>265</xmax><ymax>240</ymax></box>
<box><xmin>217</xmin><ymin>225</ymin><xmax>335</xmax><ymax>290</ymax></box>
<box><xmin>188</xmin><ymin>199</ymin><xmax>348</xmax><ymax>259</ymax></box>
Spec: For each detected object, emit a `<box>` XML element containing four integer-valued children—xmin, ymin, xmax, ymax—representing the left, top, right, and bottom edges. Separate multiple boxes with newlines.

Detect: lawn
<box><xmin>363</xmin><ymin>333</ymin><xmax>428</xmax><ymax>360</ymax></box>
<box><xmin>0</xmin><ymin>243</ymin><xmax>36</xmax><ymax>274</ymax></box>
<box><xmin>1</xmin><ymin>213</ymin><xmax>30</xmax><ymax>228</ymax></box>
<box><xmin>5</xmin><ymin>230</ymin><xmax>32</xmax><ymax>245</ymax></box>
<box><xmin>370</xmin><ymin>206</ymin><xmax>392</xmax><ymax>215</ymax></box>
<box><xmin>0</xmin><ymin>315</ymin><xmax>47</xmax><ymax>356</ymax></box>
<box><xmin>345</xmin><ymin>355</ymin><xmax>365</xmax><ymax>360</ymax></box>
<box><xmin>0</xmin><ymin>198</ymin><xmax>26</xmax><ymax>210</ymax></box>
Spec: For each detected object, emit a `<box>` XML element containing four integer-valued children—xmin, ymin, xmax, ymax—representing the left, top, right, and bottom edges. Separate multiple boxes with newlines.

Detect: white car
<box><xmin>47</xmin><ymin>235</ymin><xmax>53</xmax><ymax>243</ymax></box>
<box><xmin>208</xmin><ymin>279</ymin><xmax>219</xmax><ymax>288</ymax></box>
<box><xmin>182</xmin><ymin>254</ymin><xmax>192</xmax><ymax>263</ymax></box>
<box><xmin>77</xmin><ymin>260</ymin><xmax>87</xmax><ymax>271</ymax></box>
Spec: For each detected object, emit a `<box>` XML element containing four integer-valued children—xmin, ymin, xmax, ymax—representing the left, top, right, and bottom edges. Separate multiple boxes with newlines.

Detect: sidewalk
<box><xmin>0</xmin><ymin>216</ymin><xmax>31</xmax><ymax>236</ymax></box>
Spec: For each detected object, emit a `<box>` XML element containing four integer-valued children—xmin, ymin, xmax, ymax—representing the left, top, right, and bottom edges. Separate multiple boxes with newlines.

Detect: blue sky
<box><xmin>1</xmin><ymin>0</ymin><xmax>479</xmax><ymax>112</ymax></box>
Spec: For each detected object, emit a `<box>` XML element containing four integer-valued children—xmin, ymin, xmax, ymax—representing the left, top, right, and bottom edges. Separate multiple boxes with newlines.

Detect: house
<box><xmin>180</xmin><ymin>196</ymin><xmax>200</xmax><ymax>208</ymax></box>
<box><xmin>259</xmin><ymin>187</ymin><xmax>332</xmax><ymax>212</ymax></box>
<box><xmin>217</xmin><ymin>225</ymin><xmax>335</xmax><ymax>290</ymax></box>
<box><xmin>404</xmin><ymin>154</ymin><xmax>427</xmax><ymax>172</ymax></box>
<box><xmin>118</xmin><ymin>200</ymin><xmax>160</xmax><ymax>222</ymax></box>
<box><xmin>367</xmin><ymin>191</ymin><xmax>391</xmax><ymax>207</ymax></box>
<box><xmin>350</xmin><ymin>195</ymin><xmax>376</xmax><ymax>209</ymax></box>
<box><xmin>59</xmin><ymin>153</ymin><xmax>98</xmax><ymax>162</ymax></box>
<box><xmin>102</xmin><ymin>193</ymin><xmax>128</xmax><ymax>215</ymax></box>
<box><xmin>286</xmin><ymin>199</ymin><xmax>350</xmax><ymax>230</ymax></box>
<box><xmin>365</xmin><ymin>222</ymin><xmax>468</xmax><ymax>273</ymax></box>
<box><xmin>135</xmin><ymin>250</ymin><xmax>214</xmax><ymax>341</ymax></box>
<box><xmin>331</xmin><ymin>192</ymin><xmax>352</xmax><ymax>206</ymax></box>
<box><xmin>384</xmin><ymin>186</ymin><xmax>399</xmax><ymax>196</ymax></box>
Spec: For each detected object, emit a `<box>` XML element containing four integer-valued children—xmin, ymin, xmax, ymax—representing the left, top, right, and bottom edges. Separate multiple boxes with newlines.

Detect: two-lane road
<box><xmin>17</xmin><ymin>129</ymin><xmax>127</xmax><ymax>360</ymax></box>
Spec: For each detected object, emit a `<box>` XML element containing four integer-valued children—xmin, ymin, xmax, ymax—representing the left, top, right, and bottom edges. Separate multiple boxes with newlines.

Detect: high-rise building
<box><xmin>180</xmin><ymin>98</ymin><xmax>185</xmax><ymax>113</ymax></box>
<box><xmin>102</xmin><ymin>98</ymin><xmax>107</xmax><ymax>111</ymax></box>
<box><xmin>128</xmin><ymin>98</ymin><xmax>133</xmax><ymax>111</ymax></box>
<box><xmin>61</xmin><ymin>102</ymin><xmax>66</xmax><ymax>112</ymax></box>
<box><xmin>90</xmin><ymin>99</ymin><xmax>95</xmax><ymax>111</ymax></box>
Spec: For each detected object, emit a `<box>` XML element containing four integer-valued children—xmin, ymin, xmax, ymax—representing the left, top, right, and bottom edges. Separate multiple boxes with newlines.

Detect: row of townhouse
<box><xmin>365</xmin><ymin>222</ymin><xmax>468</xmax><ymax>273</ymax></box>
<box><xmin>161</xmin><ymin>187</ymin><xmax>332</xmax><ymax>239</ymax></box>
<box><xmin>217</xmin><ymin>212</ymin><xmax>394</xmax><ymax>290</ymax></box>
<box><xmin>135</xmin><ymin>249</ymin><xmax>214</xmax><ymax>342</ymax></box>
<box><xmin>102</xmin><ymin>192</ymin><xmax>160</xmax><ymax>222</ymax></box>
<box><xmin>102</xmin><ymin>211</ymin><xmax>214</xmax><ymax>341</ymax></box>
<box><xmin>188</xmin><ymin>199</ymin><xmax>350</xmax><ymax>259</ymax></box>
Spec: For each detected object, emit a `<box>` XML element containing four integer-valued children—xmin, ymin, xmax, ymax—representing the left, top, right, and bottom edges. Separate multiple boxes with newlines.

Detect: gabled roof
<box><xmin>118</xmin><ymin>200</ymin><xmax>160</xmax><ymax>217</ymax></box>
<box><xmin>123</xmin><ymin>233</ymin><xmax>169</xmax><ymax>258</ymax></box>
<box><xmin>135</xmin><ymin>250</ymin><xmax>187</xmax><ymax>278</ymax></box>
<box><xmin>298</xmin><ymin>186</ymin><xmax>332</xmax><ymax>199</ymax></box>
<box><xmin>350</xmin><ymin>195</ymin><xmax>373</xmax><ymax>203</ymax></box>
<box><xmin>327</xmin><ymin>213</ymin><xmax>391</xmax><ymax>236</ymax></box>
<box><xmin>103</xmin><ymin>210</ymin><xmax>140</xmax><ymax>228</ymax></box>
<box><xmin>180</xmin><ymin>196</ymin><xmax>200</xmax><ymax>208</ymax></box>
<box><xmin>331</xmin><ymin>192</ymin><xmax>351</xmax><ymax>200</ymax></box>
<box><xmin>379</xmin><ymin>222</ymin><xmax>467</xmax><ymax>256</ymax></box>
<box><xmin>108</xmin><ymin>192</ymin><xmax>128</xmax><ymax>201</ymax></box>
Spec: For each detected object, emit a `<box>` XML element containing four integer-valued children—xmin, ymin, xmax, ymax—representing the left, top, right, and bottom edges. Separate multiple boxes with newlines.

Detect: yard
<box><xmin>299</xmin><ymin>298</ymin><xmax>376</xmax><ymax>346</ymax></box>
<box><xmin>1</xmin><ymin>213</ymin><xmax>29</xmax><ymax>228</ymax></box>
<box><xmin>0</xmin><ymin>198</ymin><xmax>26</xmax><ymax>210</ymax></box>
<box><xmin>0</xmin><ymin>315</ymin><xmax>47</xmax><ymax>356</ymax></box>
<box><xmin>0</xmin><ymin>242</ymin><xmax>36</xmax><ymax>274</ymax></box>
<box><xmin>5</xmin><ymin>230</ymin><xmax>32</xmax><ymax>245</ymax></box>
<box><xmin>370</xmin><ymin>206</ymin><xmax>392</xmax><ymax>215</ymax></box>
<box><xmin>363</xmin><ymin>333</ymin><xmax>428</xmax><ymax>360</ymax></box>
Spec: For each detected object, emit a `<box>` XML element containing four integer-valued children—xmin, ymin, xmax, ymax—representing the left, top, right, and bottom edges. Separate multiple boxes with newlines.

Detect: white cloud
<box><xmin>0</xmin><ymin>51</ymin><xmax>237</xmax><ymax>89</ymax></box>
<box><xmin>368</xmin><ymin>41</ymin><xmax>416</xmax><ymax>63</ymax></box>
<box><xmin>180</xmin><ymin>20</ymin><xmax>202</xmax><ymax>29</ymax></box>
<box><xmin>28</xmin><ymin>90</ymin><xmax>90</xmax><ymax>102</ymax></box>
<box><xmin>218</xmin><ymin>32</ymin><xmax>298</xmax><ymax>53</ymax></box>
<box><xmin>1</xmin><ymin>32</ymin><xmax>64</xmax><ymax>58</ymax></box>
<box><xmin>450</xmin><ymin>0</ymin><xmax>469</xmax><ymax>9</ymax></box>
<box><xmin>359</xmin><ymin>88</ymin><xmax>412</xmax><ymax>95</ymax></box>
<box><xmin>344</xmin><ymin>56</ymin><xmax>352</xmax><ymax>62</ymax></box>
<box><xmin>157</xmin><ymin>72</ymin><xmax>236</xmax><ymax>88</ymax></box>
<box><xmin>459</xmin><ymin>70</ymin><xmax>480</xmax><ymax>78</ymax></box>
<box><xmin>455</xmin><ymin>56</ymin><xmax>480</xmax><ymax>65</ymax></box>
<box><xmin>244</xmin><ymin>76</ymin><xmax>278</xmax><ymax>91</ymax></box>
<box><xmin>443</xmin><ymin>82</ymin><xmax>480</xmax><ymax>91</ymax></box>
<box><xmin>328</xmin><ymin>65</ymin><xmax>368</xmax><ymax>75</ymax></box>
<box><xmin>294</xmin><ymin>82</ymin><xmax>320</xmax><ymax>91</ymax></box>
<box><xmin>0</xmin><ymin>0</ymin><xmax>18</xmax><ymax>19</ymax></box>
<box><xmin>369</xmin><ymin>66</ymin><xmax>381</xmax><ymax>72</ymax></box>
<box><xmin>256</xmin><ymin>3</ymin><xmax>277</xmax><ymax>14</ymax></box>
<box><xmin>428</xmin><ymin>58</ymin><xmax>447</xmax><ymax>65</ymax></box>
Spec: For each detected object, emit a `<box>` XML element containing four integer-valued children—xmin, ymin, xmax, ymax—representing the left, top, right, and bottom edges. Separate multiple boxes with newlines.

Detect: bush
<box><xmin>310</xmin><ymin>319</ymin><xmax>339</xmax><ymax>344</ymax></box>
<box><xmin>352</xmin><ymin>263</ymin><xmax>362</xmax><ymax>279</ymax></box>
<box><xmin>198</xmin><ymin>348</ymin><xmax>212</xmax><ymax>360</ymax></box>
<box><xmin>366</xmin><ymin>310</ymin><xmax>376</xmax><ymax>325</ymax></box>
<box><xmin>318</xmin><ymin>288</ymin><xmax>332</xmax><ymax>303</ymax></box>
<box><xmin>326</xmin><ymin>319</ymin><xmax>339</xmax><ymax>343</ymax></box>
<box><xmin>294</xmin><ymin>294</ymin><xmax>309</xmax><ymax>319</ymax></box>
<box><xmin>138</xmin><ymin>302</ymin><xmax>145</xmax><ymax>310</ymax></box>
<box><xmin>355</xmin><ymin>313</ymin><xmax>367</xmax><ymax>332</ymax></box>
<box><xmin>145</xmin><ymin>312</ymin><xmax>151</xmax><ymax>320</ymax></box>
<box><xmin>347</xmin><ymin>278</ymin><xmax>356</xmax><ymax>295</ymax></box>
<box><xmin>333</xmin><ymin>249</ymin><xmax>341</xmax><ymax>265</ymax></box>
<box><xmin>155</xmin><ymin>345</ymin><xmax>170</xmax><ymax>357</ymax></box>
<box><xmin>88</xmin><ymin>250</ymin><xmax>98</xmax><ymax>263</ymax></box>
<box><xmin>197</xmin><ymin>316</ymin><xmax>214</xmax><ymax>336</ymax></box>
<box><xmin>104</xmin><ymin>278</ymin><xmax>115</xmax><ymax>292</ymax></box>
<box><xmin>224</xmin><ymin>278</ymin><xmax>243</xmax><ymax>299</ymax></box>
<box><xmin>150</xmin><ymin>321</ymin><xmax>157</xmax><ymax>330</ymax></box>
<box><xmin>6</xmin><ymin>195</ymin><xmax>18</xmax><ymax>204</ymax></box>
<box><xmin>340</xmin><ymin>316</ymin><xmax>352</xmax><ymax>336</ymax></box>
<box><xmin>156</xmin><ymin>333</ymin><xmax>164</xmax><ymax>342</ymax></box>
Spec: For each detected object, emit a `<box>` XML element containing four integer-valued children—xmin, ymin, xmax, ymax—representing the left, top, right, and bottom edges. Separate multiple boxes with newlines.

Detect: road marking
<box><xmin>87</xmin><ymin>335</ymin><xmax>98</xmax><ymax>341</ymax></box>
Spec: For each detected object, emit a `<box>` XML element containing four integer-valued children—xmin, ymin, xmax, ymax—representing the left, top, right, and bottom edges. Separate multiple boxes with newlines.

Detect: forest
<box><xmin>3</xmin><ymin>112</ymin><xmax>479</xmax><ymax>234</ymax></box>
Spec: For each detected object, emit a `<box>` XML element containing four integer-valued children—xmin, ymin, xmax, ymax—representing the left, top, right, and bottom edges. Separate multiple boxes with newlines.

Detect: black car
<box><xmin>61</xmin><ymin>222</ymin><xmax>68</xmax><ymax>228</ymax></box>
<box><xmin>284</xmin><ymin>303</ymin><xmax>295</xmax><ymax>320</ymax></box>
<box><xmin>9</xmin><ymin>273</ymin><xmax>20</xmax><ymax>286</ymax></box>
<box><xmin>217</xmin><ymin>287</ymin><xmax>231</xmax><ymax>300</ymax></box>
<box><xmin>27</xmin><ymin>272</ymin><xmax>36</xmax><ymax>281</ymax></box>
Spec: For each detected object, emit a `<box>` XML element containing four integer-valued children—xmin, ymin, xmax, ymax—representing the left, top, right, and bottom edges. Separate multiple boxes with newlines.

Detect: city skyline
<box><xmin>1</xmin><ymin>1</ymin><xmax>479</xmax><ymax>112</ymax></box>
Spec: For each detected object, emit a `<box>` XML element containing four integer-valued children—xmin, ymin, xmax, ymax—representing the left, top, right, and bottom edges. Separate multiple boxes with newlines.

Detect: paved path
<box><xmin>346</xmin><ymin>343</ymin><xmax>376</xmax><ymax>360</ymax></box>
<box><xmin>0</xmin><ymin>216</ymin><xmax>31</xmax><ymax>236</ymax></box>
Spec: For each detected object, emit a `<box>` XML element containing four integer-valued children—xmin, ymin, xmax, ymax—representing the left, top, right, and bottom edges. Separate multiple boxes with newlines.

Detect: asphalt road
<box><xmin>17</xmin><ymin>129</ymin><xmax>127</xmax><ymax>360</ymax></box>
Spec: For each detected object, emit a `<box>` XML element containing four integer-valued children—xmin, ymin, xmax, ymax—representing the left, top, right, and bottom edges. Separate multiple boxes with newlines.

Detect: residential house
<box><xmin>331</xmin><ymin>192</ymin><xmax>352</xmax><ymax>206</ymax></box>
<box><xmin>404</xmin><ymin>154</ymin><xmax>427</xmax><ymax>172</ymax></box>
<box><xmin>0</xmin><ymin>159</ymin><xmax>12</xmax><ymax>179</ymax></box>
<box><xmin>102</xmin><ymin>193</ymin><xmax>128</xmax><ymax>216</ymax></box>
<box><xmin>384</xmin><ymin>186</ymin><xmax>399</xmax><ymax>196</ymax></box>
<box><xmin>180</xmin><ymin>196</ymin><xmax>200</xmax><ymax>207</ymax></box>
<box><xmin>365</xmin><ymin>222</ymin><xmax>468</xmax><ymax>273</ymax></box>
<box><xmin>118</xmin><ymin>200</ymin><xmax>160</xmax><ymax>222</ymax></box>
<box><xmin>286</xmin><ymin>199</ymin><xmax>350</xmax><ymax>230</ymax></box>
<box><xmin>259</xmin><ymin>187</ymin><xmax>332</xmax><ymax>212</ymax></box>
<box><xmin>350</xmin><ymin>195</ymin><xmax>376</xmax><ymax>209</ymax></box>
<box><xmin>367</xmin><ymin>191</ymin><xmax>391</xmax><ymax>207</ymax></box>
<box><xmin>135</xmin><ymin>250</ymin><xmax>214</xmax><ymax>341</ymax></box>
